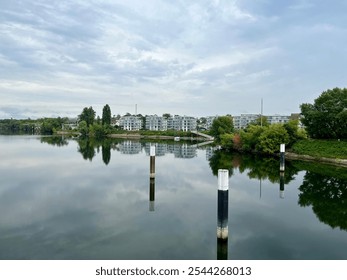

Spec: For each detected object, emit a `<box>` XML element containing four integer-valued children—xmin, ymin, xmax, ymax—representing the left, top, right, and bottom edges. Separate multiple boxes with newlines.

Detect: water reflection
<box><xmin>297</xmin><ymin>163</ymin><xmax>347</xmax><ymax>231</ymax></box>
<box><xmin>149</xmin><ymin>178</ymin><xmax>155</xmax><ymax>212</ymax></box>
<box><xmin>40</xmin><ymin>136</ymin><xmax>347</xmax><ymax>238</ymax></box>
<box><xmin>40</xmin><ymin>136</ymin><xmax>69</xmax><ymax>147</ymax></box>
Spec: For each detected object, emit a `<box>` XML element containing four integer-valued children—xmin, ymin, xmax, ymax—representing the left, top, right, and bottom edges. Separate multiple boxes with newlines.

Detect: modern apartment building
<box><xmin>145</xmin><ymin>115</ymin><xmax>197</xmax><ymax>132</ymax></box>
<box><xmin>119</xmin><ymin>115</ymin><xmax>143</xmax><ymax>131</ymax></box>
<box><xmin>145</xmin><ymin>115</ymin><xmax>165</xmax><ymax>131</ymax></box>
<box><xmin>233</xmin><ymin>114</ymin><xmax>260</xmax><ymax>130</ymax></box>
<box><xmin>267</xmin><ymin>115</ymin><xmax>290</xmax><ymax>125</ymax></box>
<box><xmin>232</xmin><ymin>114</ymin><xmax>292</xmax><ymax>130</ymax></box>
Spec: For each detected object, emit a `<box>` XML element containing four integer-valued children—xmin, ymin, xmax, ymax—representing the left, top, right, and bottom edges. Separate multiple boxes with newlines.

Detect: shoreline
<box><xmin>285</xmin><ymin>152</ymin><xmax>347</xmax><ymax>167</ymax></box>
<box><xmin>54</xmin><ymin>131</ymin><xmax>347</xmax><ymax>167</ymax></box>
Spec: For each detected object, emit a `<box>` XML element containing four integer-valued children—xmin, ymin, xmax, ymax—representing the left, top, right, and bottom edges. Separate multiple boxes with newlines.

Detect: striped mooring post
<box><xmin>150</xmin><ymin>145</ymin><xmax>156</xmax><ymax>178</ymax></box>
<box><xmin>280</xmin><ymin>144</ymin><xmax>285</xmax><ymax>172</ymax></box>
<box><xmin>217</xmin><ymin>169</ymin><xmax>229</xmax><ymax>260</ymax></box>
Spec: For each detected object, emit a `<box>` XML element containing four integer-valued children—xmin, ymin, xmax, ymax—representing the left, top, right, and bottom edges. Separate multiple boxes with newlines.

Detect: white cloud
<box><xmin>0</xmin><ymin>0</ymin><xmax>347</xmax><ymax>118</ymax></box>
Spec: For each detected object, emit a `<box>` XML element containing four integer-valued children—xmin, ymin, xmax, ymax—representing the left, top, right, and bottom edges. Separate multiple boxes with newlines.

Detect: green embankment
<box><xmin>291</xmin><ymin>139</ymin><xmax>347</xmax><ymax>159</ymax></box>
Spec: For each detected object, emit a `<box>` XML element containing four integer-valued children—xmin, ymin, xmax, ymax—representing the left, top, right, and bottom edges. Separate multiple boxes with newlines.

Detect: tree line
<box><xmin>213</xmin><ymin>87</ymin><xmax>347</xmax><ymax>154</ymax></box>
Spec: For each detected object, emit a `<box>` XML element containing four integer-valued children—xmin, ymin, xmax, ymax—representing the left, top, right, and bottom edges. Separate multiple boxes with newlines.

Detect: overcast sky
<box><xmin>1</xmin><ymin>0</ymin><xmax>346</xmax><ymax>119</ymax></box>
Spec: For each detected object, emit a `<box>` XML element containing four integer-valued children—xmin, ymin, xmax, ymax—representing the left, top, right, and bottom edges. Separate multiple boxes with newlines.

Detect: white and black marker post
<box><xmin>149</xmin><ymin>145</ymin><xmax>156</xmax><ymax>211</ymax></box>
<box><xmin>280</xmin><ymin>144</ymin><xmax>285</xmax><ymax>172</ymax></box>
<box><xmin>217</xmin><ymin>169</ymin><xmax>229</xmax><ymax>260</ymax></box>
<box><xmin>150</xmin><ymin>145</ymin><xmax>156</xmax><ymax>178</ymax></box>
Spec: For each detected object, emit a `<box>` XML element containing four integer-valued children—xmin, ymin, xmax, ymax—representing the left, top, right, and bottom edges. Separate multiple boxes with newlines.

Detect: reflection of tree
<box><xmin>238</xmin><ymin>155</ymin><xmax>297</xmax><ymax>184</ymax></box>
<box><xmin>208</xmin><ymin>150</ymin><xmax>298</xmax><ymax>184</ymax></box>
<box><xmin>102</xmin><ymin>140</ymin><xmax>111</xmax><ymax>165</ymax></box>
<box><xmin>77</xmin><ymin>138</ymin><xmax>95</xmax><ymax>161</ymax></box>
<box><xmin>208</xmin><ymin>150</ymin><xmax>234</xmax><ymax>176</ymax></box>
<box><xmin>40</xmin><ymin>136</ymin><xmax>69</xmax><ymax>147</ymax></box>
<box><xmin>298</xmin><ymin>170</ymin><xmax>347</xmax><ymax>231</ymax></box>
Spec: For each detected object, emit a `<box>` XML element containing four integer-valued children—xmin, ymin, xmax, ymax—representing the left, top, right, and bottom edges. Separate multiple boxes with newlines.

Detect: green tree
<box><xmin>283</xmin><ymin>119</ymin><xmax>306</xmax><ymax>146</ymax></box>
<box><xmin>240</xmin><ymin>125</ymin><xmax>265</xmax><ymax>152</ymax></box>
<box><xmin>210</xmin><ymin>116</ymin><xmax>234</xmax><ymax>142</ymax></box>
<box><xmin>250</xmin><ymin>116</ymin><xmax>269</xmax><ymax>127</ymax></box>
<box><xmin>40</xmin><ymin>117</ymin><xmax>66</xmax><ymax>134</ymax></box>
<box><xmin>79</xmin><ymin>107</ymin><xmax>95</xmax><ymax>127</ymax></box>
<box><xmin>162</xmin><ymin>113</ymin><xmax>171</xmax><ymax>119</ymax></box>
<box><xmin>78</xmin><ymin>121</ymin><xmax>88</xmax><ymax>137</ymax></box>
<box><xmin>89</xmin><ymin>123</ymin><xmax>106</xmax><ymax>139</ymax></box>
<box><xmin>102</xmin><ymin>104</ymin><xmax>112</xmax><ymax>126</ymax></box>
<box><xmin>300</xmin><ymin>87</ymin><xmax>347</xmax><ymax>139</ymax></box>
<box><xmin>257</xmin><ymin>124</ymin><xmax>289</xmax><ymax>154</ymax></box>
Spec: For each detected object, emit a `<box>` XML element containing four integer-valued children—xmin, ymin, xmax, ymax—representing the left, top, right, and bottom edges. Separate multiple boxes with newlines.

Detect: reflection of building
<box><xmin>144</xmin><ymin>143</ymin><xmax>168</xmax><ymax>156</ymax></box>
<box><xmin>173</xmin><ymin>143</ymin><xmax>197</xmax><ymax>158</ymax></box>
<box><xmin>116</xmin><ymin>140</ymin><xmax>199</xmax><ymax>157</ymax></box>
<box><xmin>206</xmin><ymin>146</ymin><xmax>216</xmax><ymax>160</ymax></box>
<box><xmin>118</xmin><ymin>140</ymin><xmax>142</xmax><ymax>154</ymax></box>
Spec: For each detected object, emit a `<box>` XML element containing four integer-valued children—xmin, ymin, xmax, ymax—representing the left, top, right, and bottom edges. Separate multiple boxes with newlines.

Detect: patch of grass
<box><xmin>291</xmin><ymin>139</ymin><xmax>347</xmax><ymax>159</ymax></box>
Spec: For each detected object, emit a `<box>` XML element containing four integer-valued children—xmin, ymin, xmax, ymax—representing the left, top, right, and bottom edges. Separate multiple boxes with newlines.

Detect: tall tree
<box><xmin>210</xmin><ymin>116</ymin><xmax>234</xmax><ymax>142</ymax></box>
<box><xmin>79</xmin><ymin>106</ymin><xmax>95</xmax><ymax>127</ymax></box>
<box><xmin>300</xmin><ymin>88</ymin><xmax>347</xmax><ymax>139</ymax></box>
<box><xmin>102</xmin><ymin>104</ymin><xmax>112</xmax><ymax>126</ymax></box>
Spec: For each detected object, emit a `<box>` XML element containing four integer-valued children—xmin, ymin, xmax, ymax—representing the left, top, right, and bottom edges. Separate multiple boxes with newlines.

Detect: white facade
<box><xmin>145</xmin><ymin>115</ymin><xmax>197</xmax><ymax>131</ymax></box>
<box><xmin>233</xmin><ymin>114</ymin><xmax>259</xmax><ymax>130</ymax></box>
<box><xmin>119</xmin><ymin>115</ymin><xmax>143</xmax><ymax>131</ymax></box>
<box><xmin>267</xmin><ymin>115</ymin><xmax>290</xmax><ymax>125</ymax></box>
<box><xmin>145</xmin><ymin>115</ymin><xmax>165</xmax><ymax>131</ymax></box>
<box><xmin>233</xmin><ymin>114</ymin><xmax>291</xmax><ymax>130</ymax></box>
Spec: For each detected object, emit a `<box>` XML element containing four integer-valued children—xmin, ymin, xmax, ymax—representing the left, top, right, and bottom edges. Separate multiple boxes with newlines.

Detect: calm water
<box><xmin>0</xmin><ymin>135</ymin><xmax>347</xmax><ymax>260</ymax></box>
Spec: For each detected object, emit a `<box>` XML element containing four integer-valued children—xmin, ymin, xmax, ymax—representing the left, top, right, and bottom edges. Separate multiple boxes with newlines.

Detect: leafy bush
<box><xmin>258</xmin><ymin>124</ymin><xmax>289</xmax><ymax>154</ymax></box>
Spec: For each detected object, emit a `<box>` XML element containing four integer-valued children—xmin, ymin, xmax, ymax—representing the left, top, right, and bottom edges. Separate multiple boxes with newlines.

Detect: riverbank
<box><xmin>287</xmin><ymin>139</ymin><xmax>347</xmax><ymax>167</ymax></box>
<box><xmin>285</xmin><ymin>152</ymin><xmax>347</xmax><ymax>167</ymax></box>
<box><xmin>56</xmin><ymin>131</ymin><xmax>206</xmax><ymax>141</ymax></box>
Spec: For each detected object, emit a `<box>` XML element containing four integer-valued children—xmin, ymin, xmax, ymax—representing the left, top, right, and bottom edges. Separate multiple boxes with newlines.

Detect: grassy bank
<box><xmin>291</xmin><ymin>139</ymin><xmax>347</xmax><ymax>159</ymax></box>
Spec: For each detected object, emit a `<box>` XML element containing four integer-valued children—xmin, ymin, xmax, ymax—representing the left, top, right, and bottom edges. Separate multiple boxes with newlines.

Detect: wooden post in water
<box><xmin>150</xmin><ymin>145</ymin><xmax>156</xmax><ymax>178</ymax></box>
<box><xmin>280</xmin><ymin>144</ymin><xmax>285</xmax><ymax>172</ymax></box>
<box><xmin>217</xmin><ymin>169</ymin><xmax>229</xmax><ymax>260</ymax></box>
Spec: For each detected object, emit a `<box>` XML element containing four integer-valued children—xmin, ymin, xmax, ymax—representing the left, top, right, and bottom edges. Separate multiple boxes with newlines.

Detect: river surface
<box><xmin>0</xmin><ymin>135</ymin><xmax>347</xmax><ymax>260</ymax></box>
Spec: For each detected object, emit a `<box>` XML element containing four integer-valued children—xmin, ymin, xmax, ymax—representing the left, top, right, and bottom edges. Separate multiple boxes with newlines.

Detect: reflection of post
<box><xmin>280</xmin><ymin>144</ymin><xmax>285</xmax><ymax>172</ymax></box>
<box><xmin>280</xmin><ymin>172</ymin><xmax>285</xmax><ymax>199</ymax></box>
<box><xmin>217</xmin><ymin>169</ymin><xmax>229</xmax><ymax>260</ymax></box>
<box><xmin>149</xmin><ymin>177</ymin><xmax>155</xmax><ymax>211</ymax></box>
<box><xmin>149</xmin><ymin>145</ymin><xmax>156</xmax><ymax>211</ymax></box>
<box><xmin>150</xmin><ymin>145</ymin><xmax>155</xmax><ymax>178</ymax></box>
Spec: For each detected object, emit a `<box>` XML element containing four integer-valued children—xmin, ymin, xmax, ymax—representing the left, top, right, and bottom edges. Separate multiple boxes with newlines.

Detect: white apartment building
<box><xmin>145</xmin><ymin>115</ymin><xmax>197</xmax><ymax>131</ymax></box>
<box><xmin>267</xmin><ymin>115</ymin><xmax>290</xmax><ymax>125</ymax></box>
<box><xmin>145</xmin><ymin>115</ymin><xmax>165</xmax><ymax>131</ymax></box>
<box><xmin>233</xmin><ymin>114</ymin><xmax>260</xmax><ymax>130</ymax></box>
<box><xmin>119</xmin><ymin>115</ymin><xmax>143</xmax><ymax>131</ymax></box>
<box><xmin>232</xmin><ymin>114</ymin><xmax>291</xmax><ymax>130</ymax></box>
<box><xmin>172</xmin><ymin>115</ymin><xmax>197</xmax><ymax>132</ymax></box>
